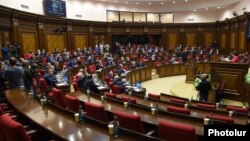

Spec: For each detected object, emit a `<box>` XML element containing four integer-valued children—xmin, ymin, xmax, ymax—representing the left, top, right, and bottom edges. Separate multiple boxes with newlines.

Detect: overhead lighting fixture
<box><xmin>193</xmin><ymin>9</ymin><xmax>197</xmax><ymax>12</ymax></box>
<box><xmin>125</xmin><ymin>1</ymin><xmax>128</xmax><ymax>4</ymax></box>
<box><xmin>114</xmin><ymin>0</ymin><xmax>117</xmax><ymax>3</ymax></box>
<box><xmin>136</xmin><ymin>2</ymin><xmax>139</xmax><ymax>5</ymax></box>
<box><xmin>185</xmin><ymin>0</ymin><xmax>188</xmax><ymax>2</ymax></box>
<box><xmin>205</xmin><ymin>8</ymin><xmax>208</xmax><ymax>11</ymax></box>
<box><xmin>172</xmin><ymin>1</ymin><xmax>176</xmax><ymax>4</ymax></box>
<box><xmin>161</xmin><ymin>2</ymin><xmax>164</xmax><ymax>5</ymax></box>
<box><xmin>217</xmin><ymin>6</ymin><xmax>220</xmax><ymax>9</ymax></box>
<box><xmin>148</xmin><ymin>2</ymin><xmax>151</xmax><ymax>5</ymax></box>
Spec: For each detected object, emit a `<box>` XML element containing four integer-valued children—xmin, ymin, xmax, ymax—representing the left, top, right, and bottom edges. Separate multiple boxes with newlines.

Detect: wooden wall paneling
<box><xmin>204</xmin><ymin>32</ymin><xmax>214</xmax><ymax>48</ymax></box>
<box><xmin>185</xmin><ymin>32</ymin><xmax>196</xmax><ymax>46</ymax></box>
<box><xmin>196</xmin><ymin>64</ymin><xmax>204</xmax><ymax>73</ymax></box>
<box><xmin>38</xmin><ymin>19</ymin><xmax>44</xmax><ymax>51</ymax></box>
<box><xmin>220</xmin><ymin>32</ymin><xmax>227</xmax><ymax>50</ymax></box>
<box><xmin>238</xmin><ymin>30</ymin><xmax>246</xmax><ymax>52</ymax></box>
<box><xmin>179</xmin><ymin>65</ymin><xmax>186</xmax><ymax>74</ymax></box>
<box><xmin>204</xmin><ymin>63</ymin><xmax>211</xmax><ymax>74</ymax></box>
<box><xmin>172</xmin><ymin>65</ymin><xmax>180</xmax><ymax>75</ymax></box>
<box><xmin>166</xmin><ymin>65</ymin><xmax>173</xmax><ymax>76</ymax></box>
<box><xmin>230</xmin><ymin>31</ymin><xmax>236</xmax><ymax>50</ymax></box>
<box><xmin>2</xmin><ymin>30</ymin><xmax>11</xmax><ymax>45</ymax></box>
<box><xmin>46</xmin><ymin>34</ymin><xmax>66</xmax><ymax>52</ymax></box>
<box><xmin>88</xmin><ymin>25</ymin><xmax>95</xmax><ymax>47</ymax></box>
<box><xmin>197</xmin><ymin>30</ymin><xmax>203</xmax><ymax>46</ymax></box>
<box><xmin>73</xmin><ymin>34</ymin><xmax>88</xmax><ymax>50</ymax></box>
<box><xmin>66</xmin><ymin>23</ymin><xmax>73</xmax><ymax>51</ymax></box>
<box><xmin>167</xmin><ymin>33</ymin><xmax>179</xmax><ymax>49</ymax></box>
<box><xmin>12</xmin><ymin>13</ymin><xmax>19</xmax><ymax>44</ymax></box>
<box><xmin>158</xmin><ymin>66</ymin><xmax>165</xmax><ymax>77</ymax></box>
<box><xmin>100</xmin><ymin>35</ymin><xmax>106</xmax><ymax>44</ymax></box>
<box><xmin>20</xmin><ymin>32</ymin><xmax>37</xmax><ymax>53</ymax></box>
<box><xmin>131</xmin><ymin>73</ymin><xmax>136</xmax><ymax>84</ymax></box>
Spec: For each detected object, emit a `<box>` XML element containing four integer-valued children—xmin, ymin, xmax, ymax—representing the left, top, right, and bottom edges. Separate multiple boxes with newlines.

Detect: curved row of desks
<box><xmin>4</xmin><ymin>89</ymin><xmax>135</xmax><ymax>141</ymax></box>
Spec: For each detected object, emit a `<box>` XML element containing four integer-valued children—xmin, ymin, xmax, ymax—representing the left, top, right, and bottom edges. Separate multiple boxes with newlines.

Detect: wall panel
<box><xmin>21</xmin><ymin>32</ymin><xmax>37</xmax><ymax>53</ymax></box>
<box><xmin>230</xmin><ymin>32</ymin><xmax>236</xmax><ymax>50</ymax></box>
<box><xmin>74</xmin><ymin>34</ymin><xmax>88</xmax><ymax>50</ymax></box>
<box><xmin>46</xmin><ymin>34</ymin><xmax>65</xmax><ymax>52</ymax></box>
<box><xmin>167</xmin><ymin>33</ymin><xmax>178</xmax><ymax>49</ymax></box>
<box><xmin>204</xmin><ymin>32</ymin><xmax>214</xmax><ymax>47</ymax></box>
<box><xmin>185</xmin><ymin>33</ymin><xmax>195</xmax><ymax>46</ymax></box>
<box><xmin>220</xmin><ymin>33</ymin><xmax>226</xmax><ymax>49</ymax></box>
<box><xmin>238</xmin><ymin>30</ymin><xmax>246</xmax><ymax>52</ymax></box>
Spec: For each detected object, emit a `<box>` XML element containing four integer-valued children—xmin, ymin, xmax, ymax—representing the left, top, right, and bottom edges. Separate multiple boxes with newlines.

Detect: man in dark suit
<box><xmin>197</xmin><ymin>74</ymin><xmax>211</xmax><ymax>102</ymax></box>
<box><xmin>136</xmin><ymin>60</ymin><xmax>145</xmax><ymax>68</ymax></box>
<box><xmin>1</xmin><ymin>45</ymin><xmax>9</xmax><ymax>60</ymax></box>
<box><xmin>43</xmin><ymin>68</ymin><xmax>57</xmax><ymax>88</ymax></box>
<box><xmin>96</xmin><ymin>60</ymin><xmax>104</xmax><ymax>70</ymax></box>
<box><xmin>83</xmin><ymin>75</ymin><xmax>100</xmax><ymax>94</ymax></box>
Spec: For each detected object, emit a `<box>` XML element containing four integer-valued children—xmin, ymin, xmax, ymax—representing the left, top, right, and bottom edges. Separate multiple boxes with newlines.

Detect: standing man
<box><xmin>1</xmin><ymin>44</ymin><xmax>9</xmax><ymax>60</ymax></box>
<box><xmin>3</xmin><ymin>57</ymin><xmax>25</xmax><ymax>89</ymax></box>
<box><xmin>197</xmin><ymin>74</ymin><xmax>211</xmax><ymax>102</ymax></box>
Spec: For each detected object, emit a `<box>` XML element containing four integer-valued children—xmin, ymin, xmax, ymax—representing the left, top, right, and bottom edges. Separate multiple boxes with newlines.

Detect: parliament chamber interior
<box><xmin>0</xmin><ymin>0</ymin><xmax>250</xmax><ymax>141</ymax></box>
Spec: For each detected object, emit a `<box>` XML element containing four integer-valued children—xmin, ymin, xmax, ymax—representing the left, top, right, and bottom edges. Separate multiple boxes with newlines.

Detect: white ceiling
<box><xmin>93</xmin><ymin>0</ymin><xmax>243</xmax><ymax>12</ymax></box>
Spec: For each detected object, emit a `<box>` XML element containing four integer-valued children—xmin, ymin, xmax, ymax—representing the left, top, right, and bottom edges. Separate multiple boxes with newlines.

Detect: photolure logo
<box><xmin>204</xmin><ymin>125</ymin><xmax>250</xmax><ymax>141</ymax></box>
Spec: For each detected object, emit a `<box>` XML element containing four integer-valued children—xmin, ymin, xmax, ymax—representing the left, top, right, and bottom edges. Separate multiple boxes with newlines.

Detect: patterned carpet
<box><xmin>142</xmin><ymin>75</ymin><xmax>243</xmax><ymax>106</ymax></box>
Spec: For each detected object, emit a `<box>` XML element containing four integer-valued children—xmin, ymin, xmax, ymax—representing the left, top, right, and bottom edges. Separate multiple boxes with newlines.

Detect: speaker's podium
<box><xmin>185</xmin><ymin>64</ymin><xmax>196</xmax><ymax>83</ymax></box>
<box><xmin>207</xmin><ymin>82</ymin><xmax>220</xmax><ymax>103</ymax></box>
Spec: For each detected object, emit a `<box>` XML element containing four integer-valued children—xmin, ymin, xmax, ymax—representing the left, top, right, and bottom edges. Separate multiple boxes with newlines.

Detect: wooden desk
<box><xmin>210</xmin><ymin>62</ymin><xmax>248</xmax><ymax>101</ymax></box>
<box><xmin>4</xmin><ymin>89</ymin><xmax>135</xmax><ymax>141</ymax></box>
<box><xmin>71</xmin><ymin>91</ymin><xmax>204</xmax><ymax>138</ymax></box>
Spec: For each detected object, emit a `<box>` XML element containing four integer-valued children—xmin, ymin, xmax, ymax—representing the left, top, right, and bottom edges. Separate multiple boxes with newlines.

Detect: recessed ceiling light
<box><xmin>172</xmin><ymin>1</ymin><xmax>176</xmax><ymax>4</ymax></box>
<box><xmin>136</xmin><ymin>2</ymin><xmax>139</xmax><ymax>5</ymax></box>
<box><xmin>217</xmin><ymin>6</ymin><xmax>220</xmax><ymax>9</ymax></box>
<box><xmin>205</xmin><ymin>8</ymin><xmax>208</xmax><ymax>10</ymax></box>
<box><xmin>185</xmin><ymin>0</ymin><xmax>188</xmax><ymax>2</ymax></box>
<box><xmin>148</xmin><ymin>2</ymin><xmax>151</xmax><ymax>5</ymax></box>
<box><xmin>114</xmin><ymin>0</ymin><xmax>117</xmax><ymax>3</ymax></box>
<box><xmin>193</xmin><ymin>9</ymin><xmax>197</xmax><ymax>12</ymax></box>
<box><xmin>161</xmin><ymin>2</ymin><xmax>164</xmax><ymax>5</ymax></box>
<box><xmin>125</xmin><ymin>1</ymin><xmax>128</xmax><ymax>4</ymax></box>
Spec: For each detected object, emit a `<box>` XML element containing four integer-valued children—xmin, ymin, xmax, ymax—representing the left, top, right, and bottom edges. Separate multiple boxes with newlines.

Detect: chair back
<box><xmin>0</xmin><ymin>114</ymin><xmax>31</xmax><ymax>141</ymax></box>
<box><xmin>114</xmin><ymin>111</ymin><xmax>145</xmax><ymax>134</ymax></box>
<box><xmin>112</xmin><ymin>85</ymin><xmax>122</xmax><ymax>94</ymax></box>
<box><xmin>73</xmin><ymin>82</ymin><xmax>80</xmax><ymax>91</ymax></box>
<box><xmin>205</xmin><ymin>114</ymin><xmax>234</xmax><ymax>124</ymax></box>
<box><xmin>121</xmin><ymin>96</ymin><xmax>137</xmax><ymax>104</ymax></box>
<box><xmin>197</xmin><ymin>103</ymin><xmax>216</xmax><ymax>109</ymax></box>
<box><xmin>148</xmin><ymin>93</ymin><xmax>160</xmax><ymax>100</ymax></box>
<box><xmin>64</xmin><ymin>94</ymin><xmax>80</xmax><ymax>113</ymax></box>
<box><xmin>104</xmin><ymin>92</ymin><xmax>116</xmax><ymax>99</ymax></box>
<box><xmin>167</xmin><ymin>106</ymin><xmax>191</xmax><ymax>115</ymax></box>
<box><xmin>39</xmin><ymin>78</ymin><xmax>49</xmax><ymax>96</ymax></box>
<box><xmin>226</xmin><ymin>106</ymin><xmax>248</xmax><ymax>114</ymax></box>
<box><xmin>159</xmin><ymin>120</ymin><xmax>196</xmax><ymax>141</ymax></box>
<box><xmin>84</xmin><ymin>102</ymin><xmax>109</xmax><ymax>123</ymax></box>
<box><xmin>52</xmin><ymin>88</ymin><xmax>66</xmax><ymax>108</ymax></box>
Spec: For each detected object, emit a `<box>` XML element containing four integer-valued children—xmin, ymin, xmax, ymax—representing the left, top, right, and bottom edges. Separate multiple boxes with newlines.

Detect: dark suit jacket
<box><xmin>83</xmin><ymin>79</ymin><xmax>100</xmax><ymax>94</ymax></box>
<box><xmin>43</xmin><ymin>74</ymin><xmax>57</xmax><ymax>87</ymax></box>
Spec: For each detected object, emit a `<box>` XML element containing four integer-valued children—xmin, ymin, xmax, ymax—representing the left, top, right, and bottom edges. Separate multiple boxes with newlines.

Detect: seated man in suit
<box><xmin>136</xmin><ymin>60</ymin><xmax>145</xmax><ymax>68</ymax></box>
<box><xmin>83</xmin><ymin>74</ymin><xmax>100</xmax><ymax>94</ymax></box>
<box><xmin>112</xmin><ymin>75</ymin><xmax>126</xmax><ymax>93</ymax></box>
<box><xmin>96</xmin><ymin>60</ymin><xmax>104</xmax><ymax>70</ymax></box>
<box><xmin>43</xmin><ymin>67</ymin><xmax>57</xmax><ymax>88</ymax></box>
<box><xmin>77</xmin><ymin>72</ymin><xmax>86</xmax><ymax>89</ymax></box>
<box><xmin>117</xmin><ymin>64</ymin><xmax>126</xmax><ymax>76</ymax></box>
